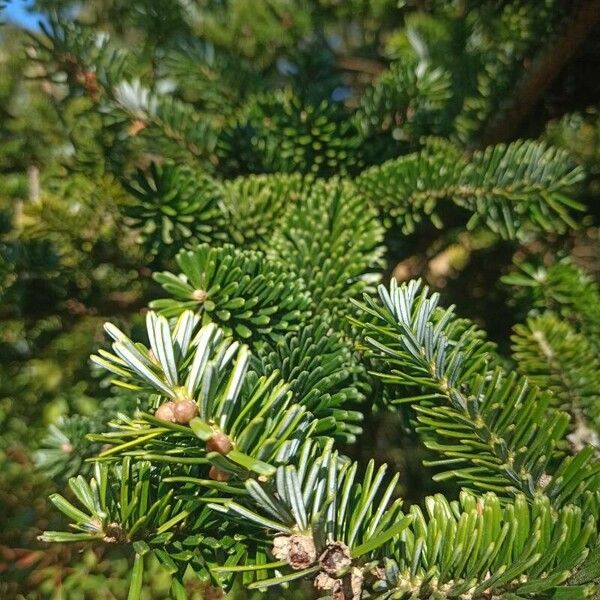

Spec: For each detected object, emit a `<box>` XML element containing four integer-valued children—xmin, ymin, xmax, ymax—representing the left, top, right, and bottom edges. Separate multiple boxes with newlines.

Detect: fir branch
<box><xmin>268</xmin><ymin>178</ymin><xmax>385</xmax><ymax>325</ymax></box>
<box><xmin>39</xmin><ymin>459</ymin><xmax>195</xmax><ymax>547</ymax></box>
<box><xmin>121</xmin><ymin>162</ymin><xmax>228</xmax><ymax>254</ymax></box>
<box><xmin>254</xmin><ymin>317</ymin><xmax>369</xmax><ymax>444</ymax></box>
<box><xmin>357</xmin><ymin>59</ymin><xmax>452</xmax><ymax>142</ymax></box>
<box><xmin>90</xmin><ymin>311</ymin><xmax>316</xmax><ymax>477</ymax></box>
<box><xmin>354</xmin><ymin>279</ymin><xmax>600</xmax><ymax>503</ymax></box>
<box><xmin>110</xmin><ymin>79</ymin><xmax>218</xmax><ymax>164</ymax></box>
<box><xmin>512</xmin><ymin>312</ymin><xmax>600</xmax><ymax>452</ymax></box>
<box><xmin>356</xmin><ymin>139</ymin><xmax>585</xmax><ymax>238</ymax></box>
<box><xmin>378</xmin><ymin>490</ymin><xmax>600</xmax><ymax>600</ymax></box>
<box><xmin>33</xmin><ymin>18</ymin><xmax>219</xmax><ymax>167</ymax></box>
<box><xmin>34</xmin><ymin>16</ymin><xmax>136</xmax><ymax>96</ymax></box>
<box><xmin>504</xmin><ymin>260</ymin><xmax>600</xmax><ymax>353</ymax></box>
<box><xmin>151</xmin><ymin>244</ymin><xmax>312</xmax><ymax>341</ymax></box>
<box><xmin>38</xmin><ymin>458</ymin><xmax>245</xmax><ymax>596</ymax></box>
<box><xmin>209</xmin><ymin>439</ymin><xmax>409</xmax><ymax>594</ymax></box>
<box><xmin>221</xmin><ymin>173</ymin><xmax>309</xmax><ymax>248</ymax></box>
<box><xmin>33</xmin><ymin>394</ymin><xmax>138</xmax><ymax>481</ymax></box>
<box><xmin>217</xmin><ymin>89</ymin><xmax>364</xmax><ymax>177</ymax></box>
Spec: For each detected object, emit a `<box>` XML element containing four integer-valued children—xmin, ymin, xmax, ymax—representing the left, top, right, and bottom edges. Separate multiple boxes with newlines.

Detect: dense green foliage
<box><xmin>1</xmin><ymin>1</ymin><xmax>599</xmax><ymax>598</ymax></box>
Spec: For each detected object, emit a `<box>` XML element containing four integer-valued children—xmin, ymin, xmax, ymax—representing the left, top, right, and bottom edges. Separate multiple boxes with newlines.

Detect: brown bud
<box><xmin>209</xmin><ymin>466</ymin><xmax>231</xmax><ymax>482</ymax></box>
<box><xmin>319</xmin><ymin>541</ymin><xmax>352</xmax><ymax>576</ymax></box>
<box><xmin>200</xmin><ymin>584</ymin><xmax>224</xmax><ymax>600</ymax></box>
<box><xmin>103</xmin><ymin>522</ymin><xmax>126</xmax><ymax>544</ymax></box>
<box><xmin>206</xmin><ymin>432</ymin><xmax>233</xmax><ymax>455</ymax></box>
<box><xmin>83</xmin><ymin>71</ymin><xmax>99</xmax><ymax>99</ymax></box>
<box><xmin>173</xmin><ymin>399</ymin><xmax>198</xmax><ymax>424</ymax></box>
<box><xmin>314</xmin><ymin>567</ymin><xmax>363</xmax><ymax>600</ymax></box>
<box><xmin>272</xmin><ymin>534</ymin><xmax>317</xmax><ymax>570</ymax></box>
<box><xmin>289</xmin><ymin>535</ymin><xmax>317</xmax><ymax>569</ymax></box>
<box><xmin>128</xmin><ymin>119</ymin><xmax>147</xmax><ymax>136</ymax></box>
<box><xmin>155</xmin><ymin>401</ymin><xmax>177</xmax><ymax>422</ymax></box>
<box><xmin>272</xmin><ymin>535</ymin><xmax>290</xmax><ymax>562</ymax></box>
<box><xmin>314</xmin><ymin>572</ymin><xmax>337</xmax><ymax>592</ymax></box>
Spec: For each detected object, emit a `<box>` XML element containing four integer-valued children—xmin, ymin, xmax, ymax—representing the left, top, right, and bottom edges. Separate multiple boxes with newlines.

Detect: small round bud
<box><xmin>209</xmin><ymin>466</ymin><xmax>231</xmax><ymax>482</ymax></box>
<box><xmin>192</xmin><ymin>289</ymin><xmax>208</xmax><ymax>302</ymax></box>
<box><xmin>103</xmin><ymin>522</ymin><xmax>126</xmax><ymax>544</ymax></box>
<box><xmin>173</xmin><ymin>399</ymin><xmax>198</xmax><ymax>424</ymax></box>
<box><xmin>206</xmin><ymin>432</ymin><xmax>233</xmax><ymax>455</ymax></box>
<box><xmin>155</xmin><ymin>401</ymin><xmax>176</xmax><ymax>422</ymax></box>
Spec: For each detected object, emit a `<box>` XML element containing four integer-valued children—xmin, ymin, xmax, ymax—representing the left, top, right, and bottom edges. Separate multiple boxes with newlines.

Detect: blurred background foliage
<box><xmin>0</xmin><ymin>0</ymin><xmax>599</xmax><ymax>597</ymax></box>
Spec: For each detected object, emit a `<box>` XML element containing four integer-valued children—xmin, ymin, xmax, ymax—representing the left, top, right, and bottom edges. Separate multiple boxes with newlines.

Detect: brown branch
<box><xmin>335</xmin><ymin>56</ymin><xmax>385</xmax><ymax>76</ymax></box>
<box><xmin>478</xmin><ymin>0</ymin><xmax>600</xmax><ymax>147</ymax></box>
